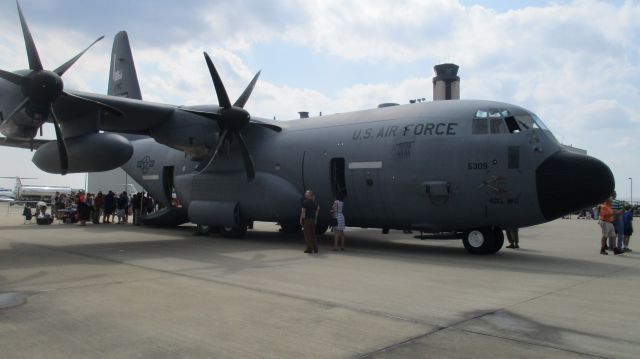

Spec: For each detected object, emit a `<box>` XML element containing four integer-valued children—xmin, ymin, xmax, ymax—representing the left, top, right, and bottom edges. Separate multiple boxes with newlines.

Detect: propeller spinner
<box><xmin>0</xmin><ymin>1</ymin><xmax>104</xmax><ymax>175</ymax></box>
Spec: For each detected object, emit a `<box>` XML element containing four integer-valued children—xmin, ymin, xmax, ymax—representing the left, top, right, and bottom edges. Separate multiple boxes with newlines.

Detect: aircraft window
<box><xmin>490</xmin><ymin>118</ymin><xmax>508</xmax><ymax>134</ymax></box>
<box><xmin>472</xmin><ymin>118</ymin><xmax>488</xmax><ymax>134</ymax></box>
<box><xmin>475</xmin><ymin>110</ymin><xmax>488</xmax><ymax>118</ymax></box>
<box><xmin>504</xmin><ymin>116</ymin><xmax>521</xmax><ymax>133</ymax></box>
<box><xmin>514</xmin><ymin>115</ymin><xmax>533</xmax><ymax>130</ymax></box>
<box><xmin>488</xmin><ymin>108</ymin><xmax>502</xmax><ymax>118</ymax></box>
<box><xmin>531</xmin><ymin>113</ymin><xmax>550</xmax><ymax>131</ymax></box>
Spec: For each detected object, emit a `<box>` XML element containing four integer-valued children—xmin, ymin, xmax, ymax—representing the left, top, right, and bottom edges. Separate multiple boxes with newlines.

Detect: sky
<box><xmin>0</xmin><ymin>0</ymin><xmax>638</xmax><ymax>202</ymax></box>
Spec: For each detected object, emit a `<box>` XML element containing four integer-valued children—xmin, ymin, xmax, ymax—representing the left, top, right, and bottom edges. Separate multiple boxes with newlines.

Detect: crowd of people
<box><xmin>23</xmin><ymin>190</ymin><xmax>159</xmax><ymax>226</ymax></box>
<box><xmin>598</xmin><ymin>190</ymin><xmax>634</xmax><ymax>255</ymax></box>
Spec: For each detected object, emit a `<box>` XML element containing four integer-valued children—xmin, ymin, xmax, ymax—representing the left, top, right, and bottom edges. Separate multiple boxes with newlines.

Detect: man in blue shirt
<box><xmin>623</xmin><ymin>205</ymin><xmax>634</xmax><ymax>252</ymax></box>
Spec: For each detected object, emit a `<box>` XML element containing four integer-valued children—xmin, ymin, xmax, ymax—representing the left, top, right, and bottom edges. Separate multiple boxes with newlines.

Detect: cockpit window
<box><xmin>475</xmin><ymin>110</ymin><xmax>488</xmax><ymax>118</ymax></box>
<box><xmin>472</xmin><ymin>118</ymin><xmax>488</xmax><ymax>134</ymax></box>
<box><xmin>490</xmin><ymin>118</ymin><xmax>508</xmax><ymax>134</ymax></box>
<box><xmin>473</xmin><ymin>108</ymin><xmax>509</xmax><ymax>134</ymax></box>
<box><xmin>474</xmin><ymin>108</ymin><xmax>552</xmax><ymax>135</ymax></box>
<box><xmin>488</xmin><ymin>108</ymin><xmax>502</xmax><ymax>118</ymax></box>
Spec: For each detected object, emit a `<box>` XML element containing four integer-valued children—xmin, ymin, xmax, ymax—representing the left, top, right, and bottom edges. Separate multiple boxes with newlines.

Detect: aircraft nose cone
<box><xmin>536</xmin><ymin>150</ymin><xmax>614</xmax><ymax>221</ymax></box>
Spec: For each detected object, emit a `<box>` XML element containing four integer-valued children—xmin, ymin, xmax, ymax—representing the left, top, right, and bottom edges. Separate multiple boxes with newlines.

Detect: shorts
<box><xmin>599</xmin><ymin>220</ymin><xmax>615</xmax><ymax>238</ymax></box>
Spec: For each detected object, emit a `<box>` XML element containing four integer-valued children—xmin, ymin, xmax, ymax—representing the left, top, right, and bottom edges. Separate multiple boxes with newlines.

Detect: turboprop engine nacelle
<box><xmin>33</xmin><ymin>133</ymin><xmax>133</xmax><ymax>174</ymax></box>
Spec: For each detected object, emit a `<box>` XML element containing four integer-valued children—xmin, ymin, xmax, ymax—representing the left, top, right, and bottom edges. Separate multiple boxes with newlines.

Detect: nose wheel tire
<box><xmin>463</xmin><ymin>227</ymin><xmax>503</xmax><ymax>254</ymax></box>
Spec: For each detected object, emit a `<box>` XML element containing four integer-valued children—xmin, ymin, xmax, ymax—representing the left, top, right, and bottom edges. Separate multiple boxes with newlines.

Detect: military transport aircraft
<box><xmin>0</xmin><ymin>2</ymin><xmax>614</xmax><ymax>254</ymax></box>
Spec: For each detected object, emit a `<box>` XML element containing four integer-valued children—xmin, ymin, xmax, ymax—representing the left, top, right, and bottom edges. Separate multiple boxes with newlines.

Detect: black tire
<box><xmin>462</xmin><ymin>227</ymin><xmax>496</xmax><ymax>255</ymax></box>
<box><xmin>489</xmin><ymin>226</ymin><xmax>504</xmax><ymax>254</ymax></box>
<box><xmin>220</xmin><ymin>225</ymin><xmax>247</xmax><ymax>238</ymax></box>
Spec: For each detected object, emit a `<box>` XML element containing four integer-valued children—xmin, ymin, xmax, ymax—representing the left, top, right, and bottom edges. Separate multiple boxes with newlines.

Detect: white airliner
<box><xmin>0</xmin><ymin>177</ymin><xmax>73</xmax><ymax>204</ymax></box>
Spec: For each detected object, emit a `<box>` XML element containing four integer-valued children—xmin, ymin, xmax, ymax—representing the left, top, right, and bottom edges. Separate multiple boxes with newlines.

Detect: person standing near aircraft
<box><xmin>76</xmin><ymin>191</ymin><xmax>89</xmax><ymax>226</ymax></box>
<box><xmin>330</xmin><ymin>192</ymin><xmax>346</xmax><ymax>251</ymax></box>
<box><xmin>93</xmin><ymin>191</ymin><xmax>103</xmax><ymax>224</ymax></box>
<box><xmin>103</xmin><ymin>191</ymin><xmax>115</xmax><ymax>223</ymax></box>
<box><xmin>623</xmin><ymin>206</ymin><xmax>634</xmax><ymax>252</ymax></box>
<box><xmin>611</xmin><ymin>191</ymin><xmax>625</xmax><ymax>254</ymax></box>
<box><xmin>506</xmin><ymin>228</ymin><xmax>520</xmax><ymax>249</ymax></box>
<box><xmin>116</xmin><ymin>191</ymin><xmax>129</xmax><ymax>224</ymax></box>
<box><xmin>132</xmin><ymin>192</ymin><xmax>142</xmax><ymax>226</ymax></box>
<box><xmin>599</xmin><ymin>198</ymin><xmax>617</xmax><ymax>255</ymax></box>
<box><xmin>300</xmin><ymin>190</ymin><xmax>319</xmax><ymax>253</ymax></box>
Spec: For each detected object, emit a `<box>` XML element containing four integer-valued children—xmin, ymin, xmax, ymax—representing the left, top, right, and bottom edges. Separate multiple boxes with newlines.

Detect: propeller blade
<box><xmin>236</xmin><ymin>133</ymin><xmax>255</xmax><ymax>180</ymax></box>
<box><xmin>197</xmin><ymin>129</ymin><xmax>229</xmax><ymax>173</ymax></box>
<box><xmin>16</xmin><ymin>1</ymin><xmax>43</xmax><ymax>71</ymax></box>
<box><xmin>3</xmin><ymin>97</ymin><xmax>30</xmax><ymax>124</ymax></box>
<box><xmin>0</xmin><ymin>69</ymin><xmax>24</xmax><ymax>85</ymax></box>
<box><xmin>49</xmin><ymin>105</ymin><xmax>69</xmax><ymax>175</ymax></box>
<box><xmin>203</xmin><ymin>52</ymin><xmax>231</xmax><ymax>109</ymax></box>
<box><xmin>249</xmin><ymin>119</ymin><xmax>282</xmax><ymax>132</ymax></box>
<box><xmin>233</xmin><ymin>70</ymin><xmax>261</xmax><ymax>108</ymax></box>
<box><xmin>54</xmin><ymin>36</ymin><xmax>105</xmax><ymax>76</ymax></box>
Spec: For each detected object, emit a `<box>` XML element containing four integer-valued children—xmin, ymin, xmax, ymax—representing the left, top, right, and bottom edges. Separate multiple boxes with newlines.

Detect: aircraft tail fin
<box><xmin>108</xmin><ymin>31</ymin><xmax>142</xmax><ymax>100</ymax></box>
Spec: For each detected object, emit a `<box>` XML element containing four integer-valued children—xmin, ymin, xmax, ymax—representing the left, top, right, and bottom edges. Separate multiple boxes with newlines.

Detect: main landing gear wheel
<box><xmin>220</xmin><ymin>225</ymin><xmax>247</xmax><ymax>238</ymax></box>
<box><xmin>462</xmin><ymin>227</ymin><xmax>503</xmax><ymax>254</ymax></box>
<box><xmin>491</xmin><ymin>227</ymin><xmax>505</xmax><ymax>254</ymax></box>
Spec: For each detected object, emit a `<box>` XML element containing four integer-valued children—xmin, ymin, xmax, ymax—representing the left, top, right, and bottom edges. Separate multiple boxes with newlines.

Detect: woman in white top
<box><xmin>331</xmin><ymin>192</ymin><xmax>346</xmax><ymax>251</ymax></box>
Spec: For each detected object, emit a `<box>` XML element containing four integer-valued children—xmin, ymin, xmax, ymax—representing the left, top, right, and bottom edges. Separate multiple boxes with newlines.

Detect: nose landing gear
<box><xmin>462</xmin><ymin>226</ymin><xmax>504</xmax><ymax>254</ymax></box>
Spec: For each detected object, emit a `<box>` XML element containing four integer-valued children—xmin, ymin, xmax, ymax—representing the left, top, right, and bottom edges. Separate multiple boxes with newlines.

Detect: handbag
<box><xmin>330</xmin><ymin>217</ymin><xmax>338</xmax><ymax>226</ymax></box>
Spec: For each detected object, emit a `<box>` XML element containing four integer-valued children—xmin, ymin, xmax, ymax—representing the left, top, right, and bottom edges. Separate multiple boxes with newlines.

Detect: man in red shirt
<box><xmin>599</xmin><ymin>198</ymin><xmax>617</xmax><ymax>255</ymax></box>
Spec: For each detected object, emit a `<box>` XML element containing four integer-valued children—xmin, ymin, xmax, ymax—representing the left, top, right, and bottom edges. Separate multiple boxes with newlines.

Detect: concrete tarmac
<box><xmin>1</xmin><ymin>208</ymin><xmax>639</xmax><ymax>358</ymax></box>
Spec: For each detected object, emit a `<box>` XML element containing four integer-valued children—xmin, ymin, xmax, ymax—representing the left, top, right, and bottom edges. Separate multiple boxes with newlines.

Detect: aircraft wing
<box><xmin>60</xmin><ymin>90</ymin><xmax>178</xmax><ymax>133</ymax></box>
<box><xmin>0</xmin><ymin>137</ymin><xmax>49</xmax><ymax>150</ymax></box>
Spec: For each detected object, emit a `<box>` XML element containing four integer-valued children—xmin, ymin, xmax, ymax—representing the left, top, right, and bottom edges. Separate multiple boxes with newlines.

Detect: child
<box><xmin>22</xmin><ymin>205</ymin><xmax>33</xmax><ymax>224</ymax></box>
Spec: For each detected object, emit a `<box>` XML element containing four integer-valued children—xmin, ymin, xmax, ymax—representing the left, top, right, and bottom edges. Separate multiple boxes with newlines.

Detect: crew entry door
<box><xmin>345</xmin><ymin>160</ymin><xmax>388</xmax><ymax>226</ymax></box>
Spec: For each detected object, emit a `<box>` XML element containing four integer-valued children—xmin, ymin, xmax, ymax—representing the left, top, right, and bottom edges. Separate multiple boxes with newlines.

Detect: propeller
<box><xmin>0</xmin><ymin>1</ymin><xmax>104</xmax><ymax>175</ymax></box>
<box><xmin>182</xmin><ymin>52</ymin><xmax>279</xmax><ymax>180</ymax></box>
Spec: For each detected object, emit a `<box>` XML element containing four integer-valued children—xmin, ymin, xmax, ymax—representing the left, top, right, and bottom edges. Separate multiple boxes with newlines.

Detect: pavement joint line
<box><xmin>354</xmin><ymin>309</ymin><xmax>610</xmax><ymax>359</ymax></box>
<box><xmin>458</xmin><ymin>328</ymin><xmax>610</xmax><ymax>359</ymax></box>
<box><xmin>352</xmin><ymin>326</ymin><xmax>447</xmax><ymax>359</ymax></box>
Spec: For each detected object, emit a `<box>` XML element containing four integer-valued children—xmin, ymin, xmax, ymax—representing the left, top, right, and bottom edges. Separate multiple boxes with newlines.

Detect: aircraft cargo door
<box><xmin>345</xmin><ymin>161</ymin><xmax>389</xmax><ymax>227</ymax></box>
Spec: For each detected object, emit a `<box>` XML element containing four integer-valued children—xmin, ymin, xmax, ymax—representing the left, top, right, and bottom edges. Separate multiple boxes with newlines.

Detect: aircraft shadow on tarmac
<box><xmin>1</xmin><ymin>224</ymin><xmax>636</xmax><ymax>280</ymax></box>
